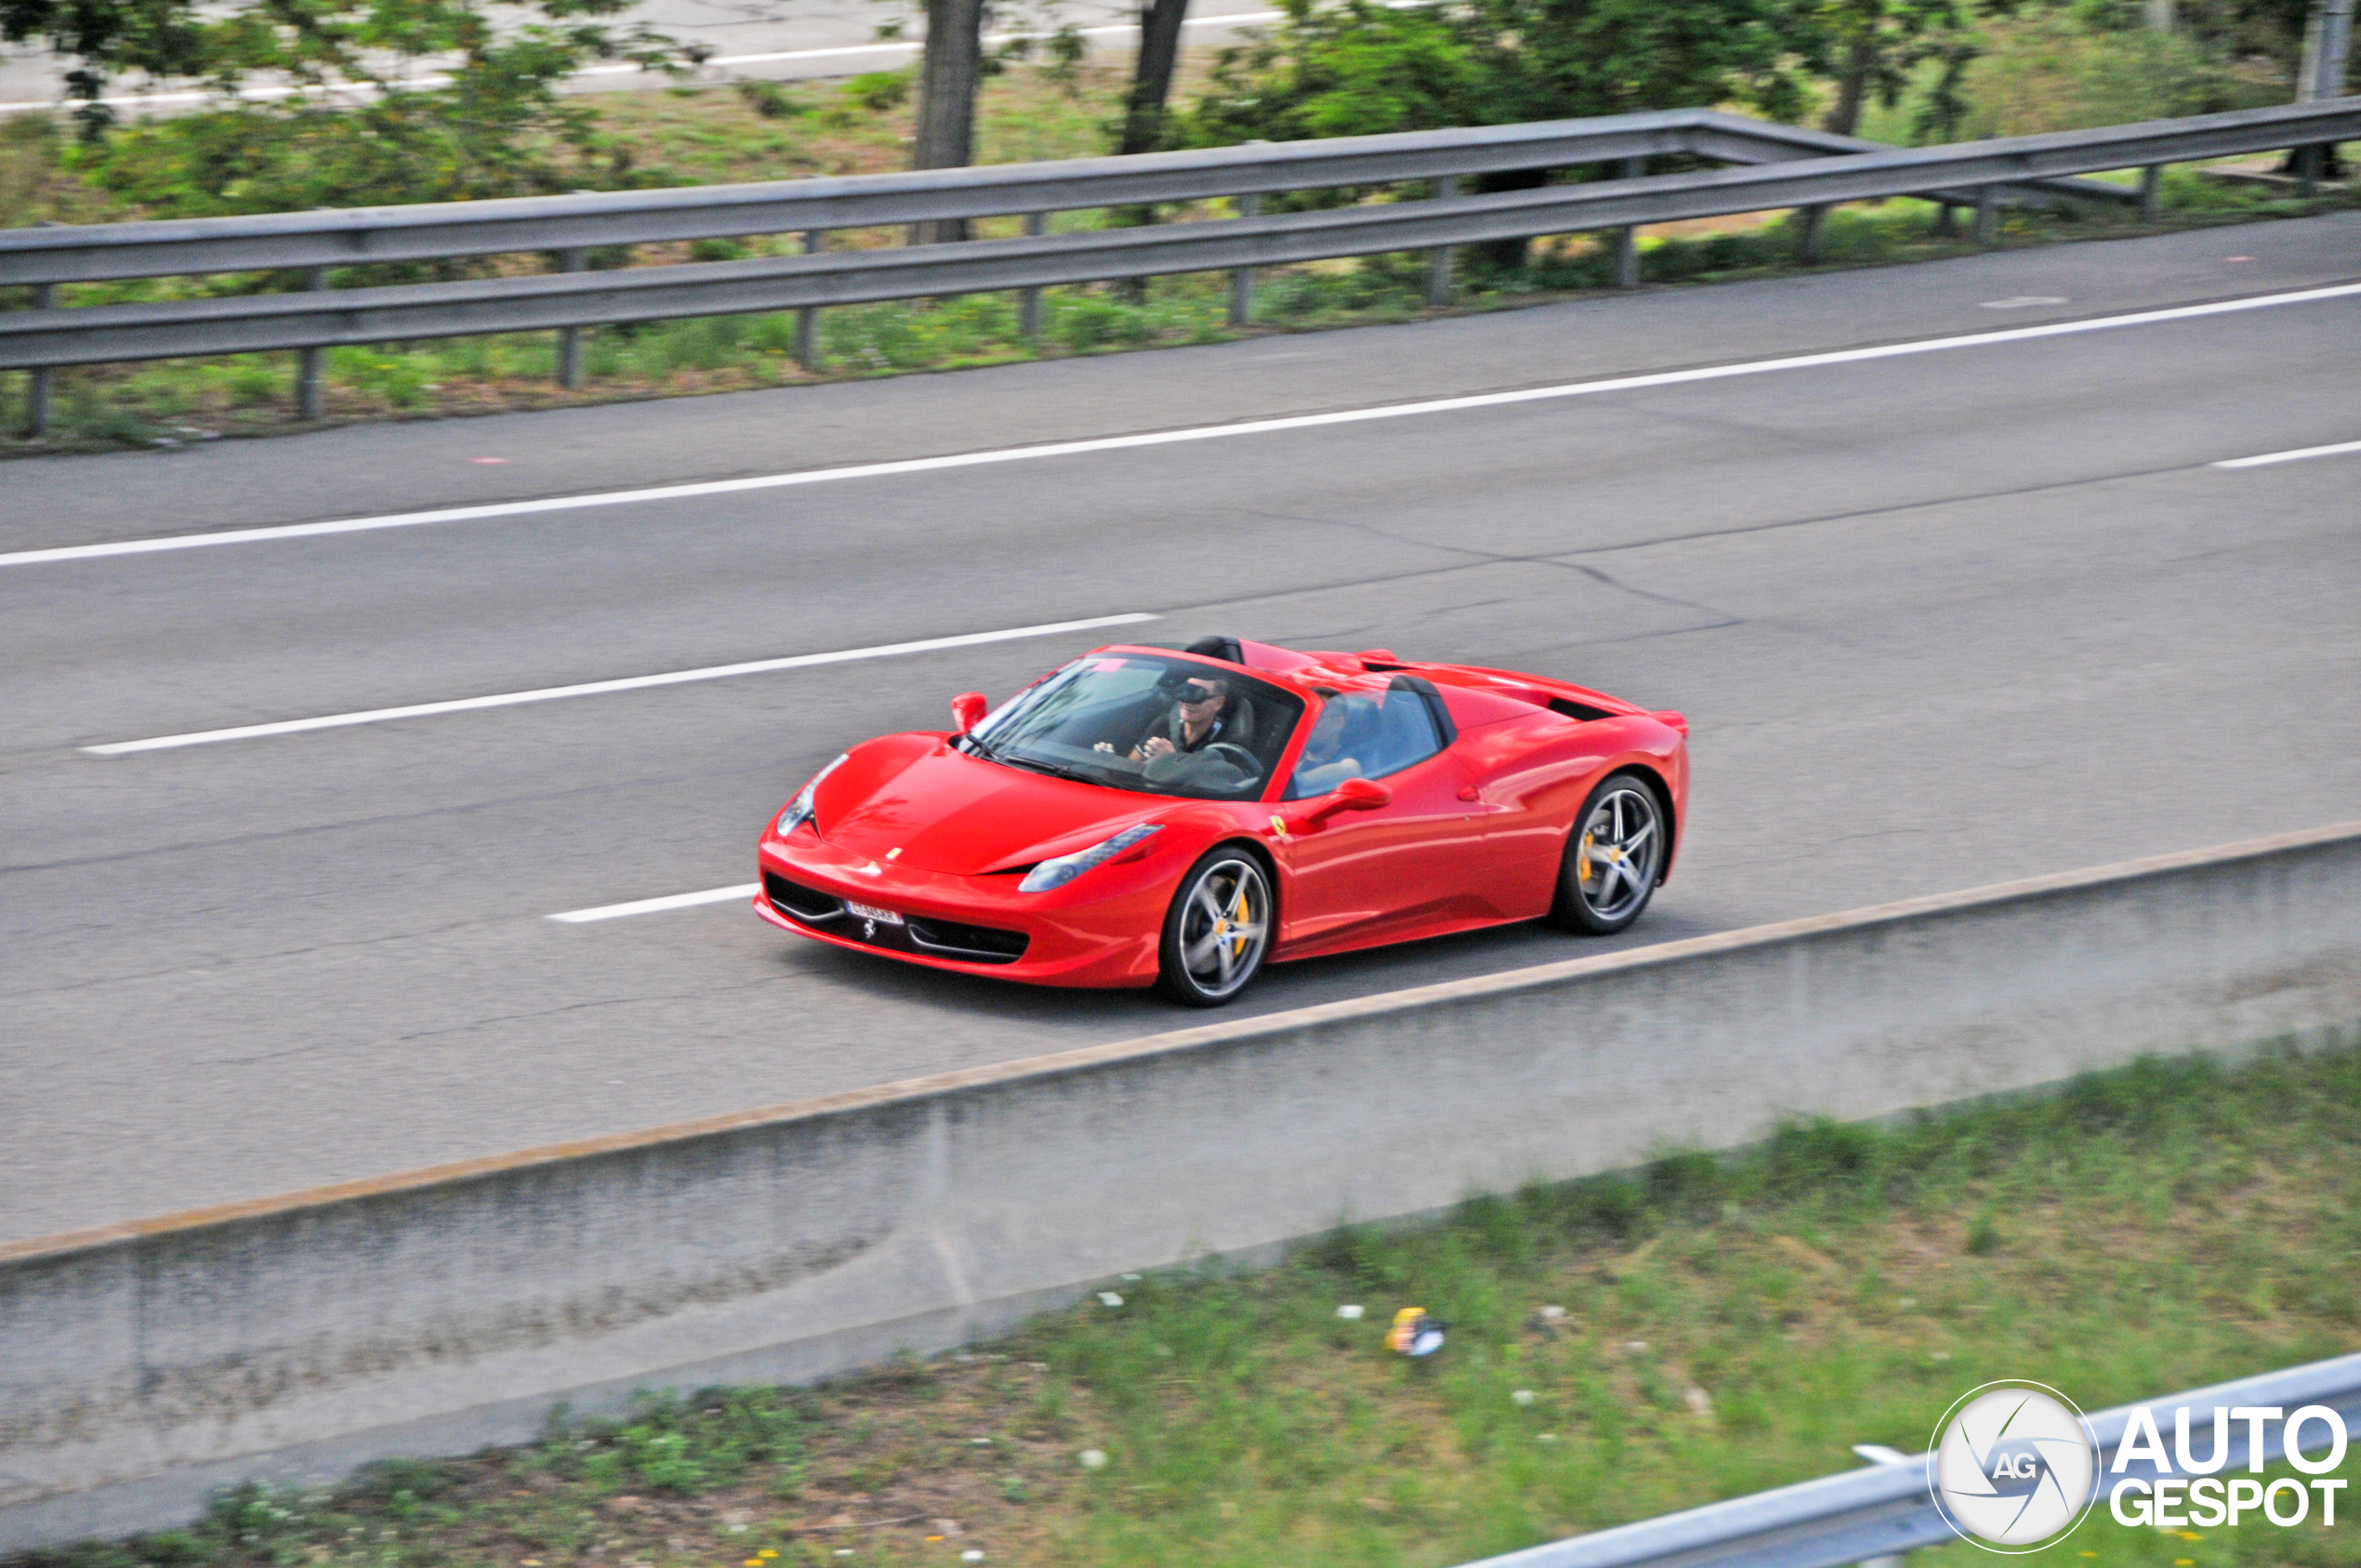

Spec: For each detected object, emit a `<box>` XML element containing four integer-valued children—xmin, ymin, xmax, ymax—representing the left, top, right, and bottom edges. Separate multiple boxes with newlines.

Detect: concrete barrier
<box><xmin>7</xmin><ymin>821</ymin><xmax>2360</xmax><ymax>1551</ymax></box>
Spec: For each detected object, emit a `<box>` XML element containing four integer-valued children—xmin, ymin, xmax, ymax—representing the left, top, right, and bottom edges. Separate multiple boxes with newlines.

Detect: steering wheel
<box><xmin>1198</xmin><ymin>742</ymin><xmax>1262</xmax><ymax>781</ymax></box>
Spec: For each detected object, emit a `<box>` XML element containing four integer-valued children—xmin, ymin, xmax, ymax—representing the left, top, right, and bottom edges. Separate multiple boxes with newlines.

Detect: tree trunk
<box><xmin>912</xmin><ymin>0</ymin><xmax>987</xmax><ymax>243</ymax></box>
<box><xmin>1471</xmin><ymin>166</ymin><xmax>1548</xmax><ymax>270</ymax></box>
<box><xmin>1821</xmin><ymin>36</ymin><xmax>1876</xmax><ymax>138</ymax></box>
<box><xmin>1117</xmin><ymin>0</ymin><xmax>1191</xmax><ymax>155</ymax></box>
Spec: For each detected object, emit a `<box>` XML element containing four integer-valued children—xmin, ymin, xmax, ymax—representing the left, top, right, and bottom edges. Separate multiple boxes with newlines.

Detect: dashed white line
<box><xmin>549</xmin><ymin>883</ymin><xmax>758</xmax><ymax>924</ymax></box>
<box><xmin>11</xmin><ymin>281</ymin><xmax>2360</xmax><ymax>572</ymax></box>
<box><xmin>80</xmin><ymin>612</ymin><xmax>1155</xmax><ymax>756</ymax></box>
<box><xmin>2212</xmin><ymin>438</ymin><xmax>2361</xmax><ymax>469</ymax></box>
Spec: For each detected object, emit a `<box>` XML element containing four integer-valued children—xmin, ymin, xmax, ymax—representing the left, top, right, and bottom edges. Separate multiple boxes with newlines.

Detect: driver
<box><xmin>1096</xmin><ymin>675</ymin><xmax>1233</xmax><ymax>761</ymax></box>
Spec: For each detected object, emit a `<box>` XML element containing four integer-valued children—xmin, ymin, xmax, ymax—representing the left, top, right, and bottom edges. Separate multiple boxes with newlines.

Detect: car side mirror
<box><xmin>951</xmin><ymin>692</ymin><xmax>988</xmax><ymax>733</ymax></box>
<box><xmin>1289</xmin><ymin>775</ymin><xmax>1392</xmax><ymax>831</ymax></box>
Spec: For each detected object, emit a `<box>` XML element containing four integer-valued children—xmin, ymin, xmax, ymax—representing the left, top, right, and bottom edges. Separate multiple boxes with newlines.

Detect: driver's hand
<box><xmin>1141</xmin><ymin>736</ymin><xmax>1175</xmax><ymax>759</ymax></box>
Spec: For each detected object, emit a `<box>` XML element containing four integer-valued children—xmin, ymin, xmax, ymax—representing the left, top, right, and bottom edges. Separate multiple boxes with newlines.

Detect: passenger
<box><xmin>1289</xmin><ymin>697</ymin><xmax>1364</xmax><ymax>797</ymax></box>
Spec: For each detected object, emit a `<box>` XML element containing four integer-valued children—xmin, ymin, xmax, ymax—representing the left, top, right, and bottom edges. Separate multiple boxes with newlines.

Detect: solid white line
<box><xmin>0</xmin><ymin>13</ymin><xmax>1285</xmax><ymax>114</ymax></box>
<box><xmin>2212</xmin><ymin>437</ymin><xmax>2361</xmax><ymax>468</ymax></box>
<box><xmin>12</xmin><ymin>281</ymin><xmax>2360</xmax><ymax>572</ymax></box>
<box><xmin>80</xmin><ymin>612</ymin><xmax>1154</xmax><ymax>756</ymax></box>
<box><xmin>549</xmin><ymin>883</ymin><xmax>758</xmax><ymax>923</ymax></box>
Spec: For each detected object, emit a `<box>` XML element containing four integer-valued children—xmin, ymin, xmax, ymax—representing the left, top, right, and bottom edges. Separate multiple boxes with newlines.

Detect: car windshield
<box><xmin>963</xmin><ymin>653</ymin><xmax>1304</xmax><ymax>801</ymax></box>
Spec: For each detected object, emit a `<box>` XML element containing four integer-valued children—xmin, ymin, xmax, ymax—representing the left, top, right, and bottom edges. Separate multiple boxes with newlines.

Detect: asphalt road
<box><xmin>4</xmin><ymin>216</ymin><xmax>2358</xmax><ymax>1245</ymax></box>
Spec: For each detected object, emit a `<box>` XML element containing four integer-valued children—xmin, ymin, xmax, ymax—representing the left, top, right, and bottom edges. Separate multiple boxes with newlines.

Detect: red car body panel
<box><xmin>756</xmin><ymin>640</ymin><xmax>1687</xmax><ymax>988</ymax></box>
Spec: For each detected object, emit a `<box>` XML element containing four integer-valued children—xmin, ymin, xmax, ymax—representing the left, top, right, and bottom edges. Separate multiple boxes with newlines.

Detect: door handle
<box><xmin>1456</xmin><ymin>785</ymin><xmax>1481</xmax><ymax>802</ymax></box>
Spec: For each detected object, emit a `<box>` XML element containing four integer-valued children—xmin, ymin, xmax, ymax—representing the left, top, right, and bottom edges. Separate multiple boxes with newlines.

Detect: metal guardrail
<box><xmin>3</xmin><ymin>98</ymin><xmax>2355</xmax><ymax>427</ymax></box>
<box><xmin>0</xmin><ymin>108</ymin><xmax>2117</xmax><ymax>285</ymax></box>
<box><xmin>1453</xmin><ymin>1351</ymin><xmax>2361</xmax><ymax>1568</ymax></box>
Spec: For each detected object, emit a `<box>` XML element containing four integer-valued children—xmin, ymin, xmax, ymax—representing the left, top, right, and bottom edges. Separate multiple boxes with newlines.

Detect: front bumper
<box><xmin>754</xmin><ymin>828</ymin><xmax>1168</xmax><ymax>988</ymax></box>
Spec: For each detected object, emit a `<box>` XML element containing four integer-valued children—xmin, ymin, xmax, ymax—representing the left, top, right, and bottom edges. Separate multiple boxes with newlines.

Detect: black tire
<box><xmin>1155</xmin><ymin>847</ymin><xmax>1273</xmax><ymax>1007</ymax></box>
<box><xmin>1549</xmin><ymin>772</ymin><xmax>1667</xmax><ymax>935</ymax></box>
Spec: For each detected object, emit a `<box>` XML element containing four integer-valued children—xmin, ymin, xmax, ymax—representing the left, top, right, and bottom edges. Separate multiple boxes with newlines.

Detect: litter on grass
<box><xmin>1387</xmin><ymin>1307</ymin><xmax>1445</xmax><ymax>1357</ymax></box>
<box><xmin>1336</xmin><ymin>1303</ymin><xmax>1365</xmax><ymax>1320</ymax></box>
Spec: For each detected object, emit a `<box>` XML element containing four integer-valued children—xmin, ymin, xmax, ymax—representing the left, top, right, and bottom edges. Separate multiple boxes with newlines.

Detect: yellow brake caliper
<box><xmin>1577</xmin><ymin>831</ymin><xmax>1595</xmax><ymax>886</ymax></box>
<box><xmin>1229</xmin><ymin>883</ymin><xmax>1253</xmax><ymax>959</ymax></box>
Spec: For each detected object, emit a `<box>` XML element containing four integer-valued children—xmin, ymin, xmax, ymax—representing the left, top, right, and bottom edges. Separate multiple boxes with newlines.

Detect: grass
<box><xmin>14</xmin><ymin>1035</ymin><xmax>2361</xmax><ymax>1568</ymax></box>
<box><xmin>3</xmin><ymin>46</ymin><xmax>2358</xmax><ymax>456</ymax></box>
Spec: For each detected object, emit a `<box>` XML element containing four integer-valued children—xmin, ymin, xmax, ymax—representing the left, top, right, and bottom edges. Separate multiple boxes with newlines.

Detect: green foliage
<box><xmin>1946</xmin><ymin>9</ymin><xmax>2243</xmax><ymax>138</ymax></box>
<box><xmin>540</xmin><ymin>1389</ymin><xmax>810</xmax><ymax>1496</ymax></box>
<box><xmin>15</xmin><ymin>0</ymin><xmax>685</xmax><ymax>216</ymax></box>
<box><xmin>1180</xmin><ymin>0</ymin><xmax>1808</xmax><ymax>151</ymax></box>
<box><xmin>842</xmin><ymin>69</ymin><xmax>913</xmax><ymax>113</ymax></box>
<box><xmin>0</xmin><ymin>0</ymin><xmax>212</xmax><ymax>137</ymax></box>
<box><xmin>732</xmin><ymin>78</ymin><xmax>812</xmax><ymax>120</ymax></box>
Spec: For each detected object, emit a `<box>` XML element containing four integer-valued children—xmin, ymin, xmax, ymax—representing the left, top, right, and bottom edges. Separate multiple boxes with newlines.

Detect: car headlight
<box><xmin>773</xmin><ymin>754</ymin><xmax>848</xmax><ymax>838</ymax></box>
<box><xmin>1019</xmin><ymin>824</ymin><xmax>1162</xmax><ymax>893</ymax></box>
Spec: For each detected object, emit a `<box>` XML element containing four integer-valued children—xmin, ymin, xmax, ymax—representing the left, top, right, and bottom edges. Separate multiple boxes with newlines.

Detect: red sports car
<box><xmin>754</xmin><ymin>637</ymin><xmax>1687</xmax><ymax>1006</ymax></box>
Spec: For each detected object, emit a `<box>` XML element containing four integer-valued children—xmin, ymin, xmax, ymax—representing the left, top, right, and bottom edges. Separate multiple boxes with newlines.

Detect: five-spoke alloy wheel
<box><xmin>1158</xmin><ymin>849</ymin><xmax>1273</xmax><ymax>1006</ymax></box>
<box><xmin>1551</xmin><ymin>773</ymin><xmax>1666</xmax><ymax>934</ymax></box>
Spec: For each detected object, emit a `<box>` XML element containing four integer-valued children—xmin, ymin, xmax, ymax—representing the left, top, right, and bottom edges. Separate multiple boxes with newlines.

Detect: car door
<box><xmin>1272</xmin><ymin>687</ymin><xmax>1495</xmax><ymax>952</ymax></box>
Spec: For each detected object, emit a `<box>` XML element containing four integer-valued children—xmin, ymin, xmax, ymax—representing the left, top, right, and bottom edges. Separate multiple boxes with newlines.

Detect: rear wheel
<box><xmin>1156</xmin><ymin>849</ymin><xmax>1273</xmax><ymax>1007</ymax></box>
<box><xmin>1550</xmin><ymin>773</ymin><xmax>1665</xmax><ymax>935</ymax></box>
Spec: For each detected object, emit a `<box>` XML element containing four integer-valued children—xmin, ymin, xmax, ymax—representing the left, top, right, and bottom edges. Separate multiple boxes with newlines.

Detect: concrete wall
<box><xmin>7</xmin><ymin>822</ymin><xmax>2360</xmax><ymax>1552</ymax></box>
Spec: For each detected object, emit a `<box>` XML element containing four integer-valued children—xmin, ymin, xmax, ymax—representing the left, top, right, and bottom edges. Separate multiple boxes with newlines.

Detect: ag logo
<box><xmin>1931</xmin><ymin>1382</ymin><xmax>2100</xmax><ymax>1551</ymax></box>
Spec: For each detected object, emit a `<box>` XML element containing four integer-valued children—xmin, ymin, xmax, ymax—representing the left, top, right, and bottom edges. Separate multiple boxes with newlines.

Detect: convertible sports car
<box><xmin>754</xmin><ymin>637</ymin><xmax>1688</xmax><ymax>1006</ymax></box>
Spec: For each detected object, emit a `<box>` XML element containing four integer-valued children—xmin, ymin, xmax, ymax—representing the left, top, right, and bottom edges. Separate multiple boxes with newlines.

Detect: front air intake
<box><xmin>764</xmin><ymin>873</ymin><xmax>844</xmax><ymax>922</ymax></box>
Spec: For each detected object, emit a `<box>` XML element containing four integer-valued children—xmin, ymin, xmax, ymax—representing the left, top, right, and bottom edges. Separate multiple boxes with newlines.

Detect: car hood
<box><xmin>815</xmin><ymin>738</ymin><xmax>1163</xmax><ymax>876</ymax></box>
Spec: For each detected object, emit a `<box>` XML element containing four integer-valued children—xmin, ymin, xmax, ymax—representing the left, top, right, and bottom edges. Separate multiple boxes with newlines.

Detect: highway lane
<box><xmin>4</xmin><ymin>218</ymin><xmax>2358</xmax><ymax>1244</ymax></box>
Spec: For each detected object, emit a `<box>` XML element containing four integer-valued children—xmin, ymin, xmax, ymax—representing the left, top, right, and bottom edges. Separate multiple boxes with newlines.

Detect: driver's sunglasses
<box><xmin>1177</xmin><ymin>686</ymin><xmax>1221</xmax><ymax>705</ymax></box>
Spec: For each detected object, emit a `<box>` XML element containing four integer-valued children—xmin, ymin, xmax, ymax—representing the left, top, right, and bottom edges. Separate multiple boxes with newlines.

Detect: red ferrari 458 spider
<box><xmin>755</xmin><ymin>637</ymin><xmax>1687</xmax><ymax>1006</ymax></box>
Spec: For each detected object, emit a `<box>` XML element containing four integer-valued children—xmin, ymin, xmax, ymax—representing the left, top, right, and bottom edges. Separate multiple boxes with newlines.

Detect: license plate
<box><xmin>843</xmin><ymin>901</ymin><xmax>904</xmax><ymax>926</ymax></box>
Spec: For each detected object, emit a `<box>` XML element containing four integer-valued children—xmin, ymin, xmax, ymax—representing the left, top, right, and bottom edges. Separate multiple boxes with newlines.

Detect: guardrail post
<box><xmin>1426</xmin><ymin>176</ymin><xmax>1457</xmax><ymax>306</ymax></box>
<box><xmin>797</xmin><ymin>229</ymin><xmax>824</xmax><ymax>369</ymax></box>
<box><xmin>1973</xmin><ymin>186</ymin><xmax>1999</xmax><ymax>245</ymax></box>
<box><xmin>1800</xmin><ymin>203</ymin><xmax>1828</xmax><ymax>264</ymax></box>
<box><xmin>25</xmin><ymin>282</ymin><xmax>55</xmax><ymax>439</ymax></box>
<box><xmin>297</xmin><ymin>267</ymin><xmax>327</xmax><ymax>421</ymax></box>
<box><xmin>557</xmin><ymin>250</ymin><xmax>588</xmax><ymax>389</ymax></box>
<box><xmin>1616</xmin><ymin>155</ymin><xmax>1644</xmax><ymax>287</ymax></box>
<box><xmin>1230</xmin><ymin>192</ymin><xmax>1258</xmax><ymax>325</ymax></box>
<box><xmin>2138</xmin><ymin>165</ymin><xmax>2164</xmax><ymax>221</ymax></box>
<box><xmin>2294</xmin><ymin>141</ymin><xmax>2322</xmax><ymax>196</ymax></box>
<box><xmin>1022</xmin><ymin>211</ymin><xmax>1048</xmax><ymax>340</ymax></box>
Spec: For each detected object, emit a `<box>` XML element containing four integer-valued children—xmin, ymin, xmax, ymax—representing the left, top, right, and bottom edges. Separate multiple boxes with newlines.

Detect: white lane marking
<box><xmin>550</xmin><ymin>883</ymin><xmax>757</xmax><ymax>923</ymax></box>
<box><xmin>80</xmin><ymin>612</ymin><xmax>1154</xmax><ymax>756</ymax></box>
<box><xmin>12</xmin><ymin>281</ymin><xmax>2360</xmax><ymax>572</ymax></box>
<box><xmin>1979</xmin><ymin>296</ymin><xmax>2068</xmax><ymax>309</ymax></box>
<box><xmin>0</xmin><ymin>12</ymin><xmax>1285</xmax><ymax>114</ymax></box>
<box><xmin>2212</xmin><ymin>438</ymin><xmax>2361</xmax><ymax>468</ymax></box>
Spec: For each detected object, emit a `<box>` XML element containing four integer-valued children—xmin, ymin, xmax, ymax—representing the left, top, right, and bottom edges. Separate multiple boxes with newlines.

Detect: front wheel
<box><xmin>1550</xmin><ymin>773</ymin><xmax>1666</xmax><ymax>935</ymax></box>
<box><xmin>1156</xmin><ymin>849</ymin><xmax>1273</xmax><ymax>1007</ymax></box>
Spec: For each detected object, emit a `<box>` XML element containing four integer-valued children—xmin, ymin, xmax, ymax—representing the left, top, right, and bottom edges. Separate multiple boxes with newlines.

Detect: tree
<box><xmin>1180</xmin><ymin>0</ymin><xmax>1807</xmax><ymax>263</ymax></box>
<box><xmin>1116</xmin><ymin>0</ymin><xmax>1191</xmax><ymax>155</ymax></box>
<box><xmin>1800</xmin><ymin>0</ymin><xmax>1998</xmax><ymax>139</ymax></box>
<box><xmin>1186</xmin><ymin>0</ymin><xmax>1806</xmax><ymax>147</ymax></box>
<box><xmin>911</xmin><ymin>0</ymin><xmax>987</xmax><ymax>239</ymax></box>
<box><xmin>1</xmin><ymin>0</ymin><xmax>212</xmax><ymax>138</ymax></box>
<box><xmin>7</xmin><ymin>0</ymin><xmax>684</xmax><ymax>214</ymax></box>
